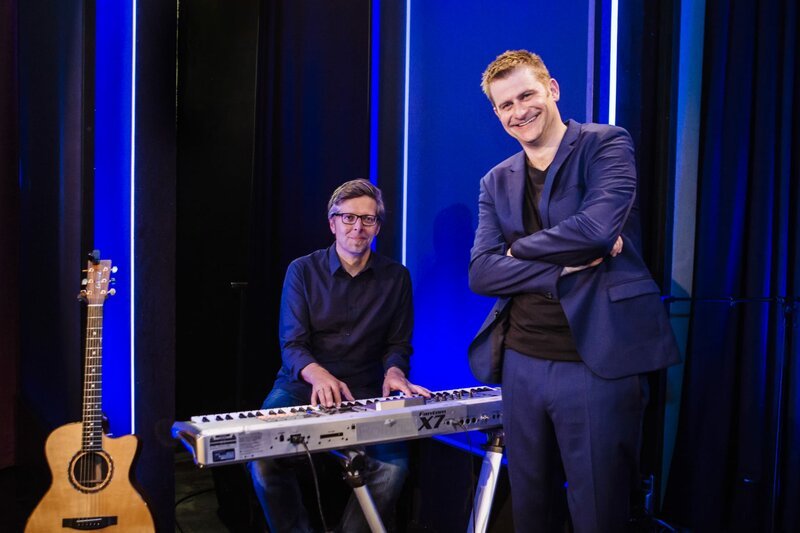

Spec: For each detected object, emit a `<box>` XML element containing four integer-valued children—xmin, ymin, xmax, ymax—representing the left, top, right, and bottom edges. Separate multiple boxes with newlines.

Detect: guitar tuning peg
<box><xmin>110</xmin><ymin>278</ymin><xmax>116</xmax><ymax>284</ymax></box>
<box><xmin>108</xmin><ymin>288</ymin><xmax>116</xmax><ymax>296</ymax></box>
<box><xmin>77</xmin><ymin>290</ymin><xmax>87</xmax><ymax>301</ymax></box>
<box><xmin>111</xmin><ymin>266</ymin><xmax>118</xmax><ymax>274</ymax></box>
<box><xmin>81</xmin><ymin>279</ymin><xmax>88</xmax><ymax>286</ymax></box>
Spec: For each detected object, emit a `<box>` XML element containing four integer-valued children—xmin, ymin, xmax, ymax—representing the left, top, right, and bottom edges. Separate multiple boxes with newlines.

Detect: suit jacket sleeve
<box><xmin>469</xmin><ymin>176</ymin><xmax>562</xmax><ymax>298</ymax></box>
<box><xmin>510</xmin><ymin>127</ymin><xmax>637</xmax><ymax>266</ymax></box>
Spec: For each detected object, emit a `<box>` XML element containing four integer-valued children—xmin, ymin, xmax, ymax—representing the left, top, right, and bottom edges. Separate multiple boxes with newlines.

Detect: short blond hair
<box><xmin>481</xmin><ymin>50</ymin><xmax>552</xmax><ymax>104</ymax></box>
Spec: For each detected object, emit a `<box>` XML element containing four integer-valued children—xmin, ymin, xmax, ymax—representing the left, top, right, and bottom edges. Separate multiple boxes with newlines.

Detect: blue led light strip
<box><xmin>608</xmin><ymin>0</ymin><xmax>618</xmax><ymax>125</ymax></box>
<box><xmin>94</xmin><ymin>0</ymin><xmax>134</xmax><ymax>436</ymax></box>
<box><xmin>401</xmin><ymin>0</ymin><xmax>411</xmax><ymax>265</ymax></box>
<box><xmin>129</xmin><ymin>0</ymin><xmax>137</xmax><ymax>434</ymax></box>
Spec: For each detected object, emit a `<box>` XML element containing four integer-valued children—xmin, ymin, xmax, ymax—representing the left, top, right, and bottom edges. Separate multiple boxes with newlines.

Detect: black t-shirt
<box><xmin>504</xmin><ymin>162</ymin><xmax>581</xmax><ymax>361</ymax></box>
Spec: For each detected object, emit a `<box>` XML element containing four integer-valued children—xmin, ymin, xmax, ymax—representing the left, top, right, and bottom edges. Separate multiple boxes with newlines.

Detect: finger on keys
<box><xmin>331</xmin><ymin>386</ymin><xmax>342</xmax><ymax>407</ymax></box>
<box><xmin>320</xmin><ymin>387</ymin><xmax>333</xmax><ymax>408</ymax></box>
<box><xmin>413</xmin><ymin>384</ymin><xmax>432</xmax><ymax>397</ymax></box>
<box><xmin>340</xmin><ymin>383</ymin><xmax>355</xmax><ymax>402</ymax></box>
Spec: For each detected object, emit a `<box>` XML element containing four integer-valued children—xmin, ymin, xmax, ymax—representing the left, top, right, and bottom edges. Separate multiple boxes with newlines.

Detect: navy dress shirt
<box><xmin>272</xmin><ymin>244</ymin><xmax>414</xmax><ymax>401</ymax></box>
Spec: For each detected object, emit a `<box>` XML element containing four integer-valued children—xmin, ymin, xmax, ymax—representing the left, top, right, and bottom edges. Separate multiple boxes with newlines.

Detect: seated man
<box><xmin>249</xmin><ymin>179</ymin><xmax>430</xmax><ymax>532</ymax></box>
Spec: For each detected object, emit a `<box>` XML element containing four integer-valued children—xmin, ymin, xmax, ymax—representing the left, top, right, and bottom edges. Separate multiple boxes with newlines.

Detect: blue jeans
<box><xmin>248</xmin><ymin>387</ymin><xmax>408</xmax><ymax>532</ymax></box>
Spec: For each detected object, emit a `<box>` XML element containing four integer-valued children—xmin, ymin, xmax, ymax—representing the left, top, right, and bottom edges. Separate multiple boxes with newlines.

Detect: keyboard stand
<box><xmin>467</xmin><ymin>429</ymin><xmax>505</xmax><ymax>533</ymax></box>
<box><xmin>330</xmin><ymin>448</ymin><xmax>387</xmax><ymax>533</ymax></box>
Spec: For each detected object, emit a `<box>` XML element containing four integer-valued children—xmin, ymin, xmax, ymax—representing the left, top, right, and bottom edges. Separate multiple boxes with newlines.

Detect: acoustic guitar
<box><xmin>26</xmin><ymin>253</ymin><xmax>155</xmax><ymax>532</ymax></box>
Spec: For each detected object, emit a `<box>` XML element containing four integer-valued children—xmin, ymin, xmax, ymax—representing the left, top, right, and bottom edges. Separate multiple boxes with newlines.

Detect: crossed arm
<box><xmin>469</xmin><ymin>129</ymin><xmax>636</xmax><ymax>297</ymax></box>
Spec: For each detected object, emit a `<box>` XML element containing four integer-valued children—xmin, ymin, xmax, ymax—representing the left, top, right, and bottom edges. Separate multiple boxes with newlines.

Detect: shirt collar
<box><xmin>326</xmin><ymin>243</ymin><xmax>378</xmax><ymax>276</ymax></box>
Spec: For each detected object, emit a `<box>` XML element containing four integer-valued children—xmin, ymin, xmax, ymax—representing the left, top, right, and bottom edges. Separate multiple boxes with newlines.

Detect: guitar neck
<box><xmin>82</xmin><ymin>304</ymin><xmax>104</xmax><ymax>450</ymax></box>
<box><xmin>81</xmin><ymin>257</ymin><xmax>112</xmax><ymax>451</ymax></box>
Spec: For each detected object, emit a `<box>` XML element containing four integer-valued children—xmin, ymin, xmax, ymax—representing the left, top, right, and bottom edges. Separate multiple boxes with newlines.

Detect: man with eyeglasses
<box><xmin>249</xmin><ymin>179</ymin><xmax>430</xmax><ymax>532</ymax></box>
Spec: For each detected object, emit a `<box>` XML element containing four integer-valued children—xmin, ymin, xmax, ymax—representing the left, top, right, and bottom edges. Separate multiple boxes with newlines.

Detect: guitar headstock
<box><xmin>79</xmin><ymin>250</ymin><xmax>117</xmax><ymax>305</ymax></box>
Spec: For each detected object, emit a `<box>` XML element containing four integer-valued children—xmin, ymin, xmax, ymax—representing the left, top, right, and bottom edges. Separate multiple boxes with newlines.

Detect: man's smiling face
<box><xmin>490</xmin><ymin>66</ymin><xmax>562</xmax><ymax>148</ymax></box>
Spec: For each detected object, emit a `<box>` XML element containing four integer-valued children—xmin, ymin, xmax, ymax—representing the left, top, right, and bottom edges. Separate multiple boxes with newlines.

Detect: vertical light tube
<box><xmin>129</xmin><ymin>0</ymin><xmax>137</xmax><ymax>433</ymax></box>
<box><xmin>401</xmin><ymin>0</ymin><xmax>411</xmax><ymax>265</ymax></box>
<box><xmin>608</xmin><ymin>0</ymin><xmax>618</xmax><ymax>125</ymax></box>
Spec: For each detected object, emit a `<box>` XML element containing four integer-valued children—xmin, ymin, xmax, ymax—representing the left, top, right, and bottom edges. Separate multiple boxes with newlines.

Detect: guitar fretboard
<box><xmin>82</xmin><ymin>304</ymin><xmax>104</xmax><ymax>450</ymax></box>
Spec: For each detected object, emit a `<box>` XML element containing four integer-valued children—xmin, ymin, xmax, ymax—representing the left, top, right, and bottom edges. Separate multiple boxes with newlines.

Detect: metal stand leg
<box><xmin>330</xmin><ymin>449</ymin><xmax>387</xmax><ymax>533</ymax></box>
<box><xmin>467</xmin><ymin>430</ymin><xmax>505</xmax><ymax>533</ymax></box>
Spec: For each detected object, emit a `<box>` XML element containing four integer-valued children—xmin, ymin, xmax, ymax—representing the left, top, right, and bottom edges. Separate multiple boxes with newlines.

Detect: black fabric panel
<box><xmin>13</xmin><ymin>0</ymin><xmax>86</xmax><ymax>524</ymax></box>
<box><xmin>245</xmin><ymin>0</ymin><xmax>371</xmax><ymax>408</ymax></box>
<box><xmin>662</xmin><ymin>1</ymin><xmax>800</xmax><ymax>531</ymax></box>
<box><xmin>134</xmin><ymin>0</ymin><xmax>178</xmax><ymax>529</ymax></box>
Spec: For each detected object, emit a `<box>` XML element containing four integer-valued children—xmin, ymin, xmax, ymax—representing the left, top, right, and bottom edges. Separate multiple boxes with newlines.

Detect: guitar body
<box><xmin>25</xmin><ymin>422</ymin><xmax>155</xmax><ymax>532</ymax></box>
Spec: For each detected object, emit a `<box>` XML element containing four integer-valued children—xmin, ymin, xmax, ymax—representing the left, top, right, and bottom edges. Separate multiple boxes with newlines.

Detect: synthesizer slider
<box><xmin>172</xmin><ymin>386</ymin><xmax>503</xmax><ymax>467</ymax></box>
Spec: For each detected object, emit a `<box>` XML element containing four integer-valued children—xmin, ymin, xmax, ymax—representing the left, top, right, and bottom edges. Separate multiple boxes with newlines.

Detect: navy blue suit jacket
<box><xmin>468</xmin><ymin>120</ymin><xmax>680</xmax><ymax>382</ymax></box>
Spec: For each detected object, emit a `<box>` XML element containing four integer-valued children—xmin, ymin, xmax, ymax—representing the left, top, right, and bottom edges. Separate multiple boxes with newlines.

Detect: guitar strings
<box><xmin>83</xmin><ymin>304</ymin><xmax>104</xmax><ymax>517</ymax></box>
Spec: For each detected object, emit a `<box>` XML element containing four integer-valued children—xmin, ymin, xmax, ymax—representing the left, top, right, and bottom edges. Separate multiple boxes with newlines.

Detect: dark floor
<box><xmin>174</xmin><ymin>450</ymin><xmax>266</xmax><ymax>533</ymax></box>
<box><xmin>174</xmin><ymin>450</ymin><xmax>230</xmax><ymax>532</ymax></box>
<box><xmin>172</xmin><ymin>439</ymin><xmax>509</xmax><ymax>533</ymax></box>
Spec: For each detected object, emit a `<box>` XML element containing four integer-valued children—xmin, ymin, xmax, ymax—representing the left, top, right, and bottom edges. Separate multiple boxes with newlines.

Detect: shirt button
<box><xmin>545</xmin><ymin>292</ymin><xmax>553</xmax><ymax>299</ymax></box>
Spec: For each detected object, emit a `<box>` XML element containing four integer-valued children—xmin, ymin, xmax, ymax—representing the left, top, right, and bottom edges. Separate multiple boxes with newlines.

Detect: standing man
<box><xmin>250</xmin><ymin>179</ymin><xmax>430</xmax><ymax>532</ymax></box>
<box><xmin>468</xmin><ymin>50</ymin><xmax>680</xmax><ymax>532</ymax></box>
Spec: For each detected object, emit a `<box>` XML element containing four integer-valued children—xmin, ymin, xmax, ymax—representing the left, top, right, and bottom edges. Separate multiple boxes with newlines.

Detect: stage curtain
<box><xmin>0</xmin><ymin>0</ymin><xmax>20</xmax><ymax>472</ymax></box>
<box><xmin>245</xmin><ymin>0</ymin><xmax>371</xmax><ymax>398</ymax></box>
<box><xmin>662</xmin><ymin>1</ymin><xmax>800</xmax><ymax>531</ymax></box>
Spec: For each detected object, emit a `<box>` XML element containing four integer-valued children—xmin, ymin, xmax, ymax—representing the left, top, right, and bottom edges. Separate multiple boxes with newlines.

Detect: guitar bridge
<box><xmin>62</xmin><ymin>516</ymin><xmax>118</xmax><ymax>530</ymax></box>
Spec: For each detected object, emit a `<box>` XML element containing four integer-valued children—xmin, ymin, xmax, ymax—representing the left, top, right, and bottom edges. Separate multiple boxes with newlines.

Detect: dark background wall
<box><xmin>175</xmin><ymin>0</ymin><xmax>374</xmax><ymax>420</ymax></box>
<box><xmin>9</xmin><ymin>2</ymin><xmax>86</xmax><ymax>530</ymax></box>
<box><xmin>176</xmin><ymin>0</ymin><xmax>262</xmax><ymax>419</ymax></box>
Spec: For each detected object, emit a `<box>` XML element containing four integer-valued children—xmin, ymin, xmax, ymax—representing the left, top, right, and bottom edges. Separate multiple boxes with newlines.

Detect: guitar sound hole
<box><xmin>68</xmin><ymin>451</ymin><xmax>114</xmax><ymax>493</ymax></box>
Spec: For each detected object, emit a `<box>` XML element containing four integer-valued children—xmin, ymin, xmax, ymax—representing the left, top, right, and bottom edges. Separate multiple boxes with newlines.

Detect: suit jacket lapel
<box><xmin>540</xmin><ymin>119</ymin><xmax>580</xmax><ymax>228</ymax></box>
<box><xmin>504</xmin><ymin>152</ymin><xmax>527</xmax><ymax>237</ymax></box>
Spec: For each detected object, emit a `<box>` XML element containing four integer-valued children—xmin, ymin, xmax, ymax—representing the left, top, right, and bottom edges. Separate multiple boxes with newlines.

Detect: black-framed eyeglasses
<box><xmin>331</xmin><ymin>213</ymin><xmax>380</xmax><ymax>226</ymax></box>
